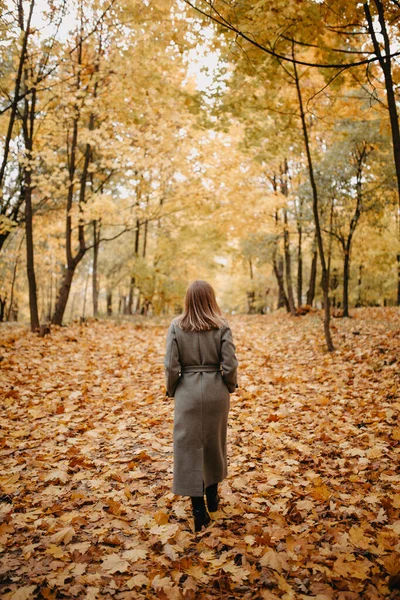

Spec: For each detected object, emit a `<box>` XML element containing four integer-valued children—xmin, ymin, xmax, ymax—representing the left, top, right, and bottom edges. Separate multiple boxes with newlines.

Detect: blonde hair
<box><xmin>177</xmin><ymin>280</ymin><xmax>226</xmax><ymax>331</ymax></box>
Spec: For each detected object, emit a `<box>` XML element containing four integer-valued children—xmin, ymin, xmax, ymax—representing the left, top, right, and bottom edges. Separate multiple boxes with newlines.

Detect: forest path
<box><xmin>0</xmin><ymin>309</ymin><xmax>399</xmax><ymax>599</ymax></box>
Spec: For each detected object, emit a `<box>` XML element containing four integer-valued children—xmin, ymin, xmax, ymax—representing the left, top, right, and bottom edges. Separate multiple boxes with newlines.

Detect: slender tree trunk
<box><xmin>142</xmin><ymin>219</ymin><xmax>148</xmax><ymax>258</ymax></box>
<box><xmin>107</xmin><ymin>290</ymin><xmax>112</xmax><ymax>316</ymax></box>
<box><xmin>293</xmin><ymin>51</ymin><xmax>334</xmax><ymax>350</ymax></box>
<box><xmin>283</xmin><ymin>209</ymin><xmax>296</xmax><ymax>314</ymax></box>
<box><xmin>306</xmin><ymin>241</ymin><xmax>318</xmax><ymax>306</ymax></box>
<box><xmin>53</xmin><ymin>267</ymin><xmax>75</xmax><ymax>324</ymax></box>
<box><xmin>92</xmin><ymin>219</ymin><xmax>100</xmax><ymax>316</ymax></box>
<box><xmin>273</xmin><ymin>252</ymin><xmax>290</xmax><ymax>312</ymax></box>
<box><xmin>22</xmin><ymin>70</ymin><xmax>39</xmax><ymax>332</ymax></box>
<box><xmin>25</xmin><ymin>176</ymin><xmax>39</xmax><ymax>331</ymax></box>
<box><xmin>247</xmin><ymin>258</ymin><xmax>255</xmax><ymax>313</ymax></box>
<box><xmin>343</xmin><ymin>248</ymin><xmax>350</xmax><ymax>317</ymax></box>
<box><xmin>327</xmin><ymin>196</ymin><xmax>335</xmax><ymax>285</ymax></box>
<box><xmin>341</xmin><ymin>143</ymin><xmax>366</xmax><ymax>317</ymax></box>
<box><xmin>297</xmin><ymin>223</ymin><xmax>303</xmax><ymax>307</ymax></box>
<box><xmin>364</xmin><ymin>0</ymin><xmax>400</xmax><ymax>305</ymax></box>
<box><xmin>357</xmin><ymin>264</ymin><xmax>363</xmax><ymax>306</ymax></box>
<box><xmin>82</xmin><ymin>271</ymin><xmax>90</xmax><ymax>319</ymax></box>
<box><xmin>0</xmin><ymin>297</ymin><xmax>6</xmax><ymax>321</ymax></box>
<box><xmin>127</xmin><ymin>276</ymin><xmax>135</xmax><ymax>314</ymax></box>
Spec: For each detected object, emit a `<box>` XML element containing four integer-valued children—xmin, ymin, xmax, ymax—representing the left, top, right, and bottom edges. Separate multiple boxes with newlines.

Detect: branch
<box><xmin>183</xmin><ymin>0</ymin><xmax>400</xmax><ymax>69</ymax></box>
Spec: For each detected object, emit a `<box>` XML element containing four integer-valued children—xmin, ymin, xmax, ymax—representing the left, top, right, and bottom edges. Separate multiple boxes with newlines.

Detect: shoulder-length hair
<box><xmin>176</xmin><ymin>280</ymin><xmax>226</xmax><ymax>331</ymax></box>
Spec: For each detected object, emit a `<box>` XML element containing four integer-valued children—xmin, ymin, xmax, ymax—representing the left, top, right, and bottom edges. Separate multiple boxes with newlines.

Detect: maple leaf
<box><xmin>259</xmin><ymin>549</ymin><xmax>290</xmax><ymax>573</ymax></box>
<box><xmin>122</xmin><ymin>547</ymin><xmax>148</xmax><ymax>561</ymax></box>
<box><xmin>152</xmin><ymin>574</ymin><xmax>174</xmax><ymax>591</ymax></box>
<box><xmin>45</xmin><ymin>469</ymin><xmax>69</xmax><ymax>483</ymax></box>
<box><xmin>126</xmin><ymin>573</ymin><xmax>149</xmax><ymax>589</ymax></box>
<box><xmin>101</xmin><ymin>553</ymin><xmax>130</xmax><ymax>573</ymax></box>
<box><xmin>49</xmin><ymin>526</ymin><xmax>75</xmax><ymax>544</ymax></box>
<box><xmin>333</xmin><ymin>554</ymin><xmax>373</xmax><ymax>579</ymax></box>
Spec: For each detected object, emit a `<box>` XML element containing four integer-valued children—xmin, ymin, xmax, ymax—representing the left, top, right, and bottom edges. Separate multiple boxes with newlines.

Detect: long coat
<box><xmin>164</xmin><ymin>318</ymin><xmax>238</xmax><ymax>497</ymax></box>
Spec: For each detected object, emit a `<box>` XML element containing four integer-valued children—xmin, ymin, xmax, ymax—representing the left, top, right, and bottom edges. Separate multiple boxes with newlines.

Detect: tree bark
<box><xmin>296</xmin><ymin>197</ymin><xmax>303</xmax><ymax>307</ymax></box>
<box><xmin>273</xmin><ymin>251</ymin><xmax>290</xmax><ymax>312</ymax></box>
<box><xmin>107</xmin><ymin>290</ymin><xmax>112</xmax><ymax>316</ymax></box>
<box><xmin>343</xmin><ymin>249</ymin><xmax>350</xmax><ymax>317</ymax></box>
<box><xmin>283</xmin><ymin>209</ymin><xmax>296</xmax><ymax>314</ymax></box>
<box><xmin>293</xmin><ymin>51</ymin><xmax>334</xmax><ymax>350</ymax></box>
<box><xmin>341</xmin><ymin>142</ymin><xmax>367</xmax><ymax>317</ymax></box>
<box><xmin>364</xmin><ymin>0</ymin><xmax>400</xmax><ymax>305</ymax></box>
<box><xmin>92</xmin><ymin>219</ymin><xmax>100</xmax><ymax>316</ymax></box>
<box><xmin>22</xmin><ymin>67</ymin><xmax>40</xmax><ymax>332</ymax></box>
<box><xmin>306</xmin><ymin>241</ymin><xmax>318</xmax><ymax>306</ymax></box>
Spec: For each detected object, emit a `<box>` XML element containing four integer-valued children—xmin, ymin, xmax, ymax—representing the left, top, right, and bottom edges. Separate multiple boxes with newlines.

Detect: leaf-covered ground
<box><xmin>0</xmin><ymin>308</ymin><xmax>399</xmax><ymax>600</ymax></box>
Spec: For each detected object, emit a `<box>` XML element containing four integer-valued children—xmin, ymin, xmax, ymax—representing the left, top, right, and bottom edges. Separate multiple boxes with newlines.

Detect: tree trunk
<box><xmin>327</xmin><ymin>196</ymin><xmax>335</xmax><ymax>285</ymax></box>
<box><xmin>92</xmin><ymin>219</ymin><xmax>100</xmax><ymax>316</ymax></box>
<box><xmin>127</xmin><ymin>276</ymin><xmax>135</xmax><ymax>314</ymax></box>
<box><xmin>82</xmin><ymin>271</ymin><xmax>90</xmax><ymax>318</ymax></box>
<box><xmin>22</xmin><ymin>71</ymin><xmax>39</xmax><ymax>332</ymax></box>
<box><xmin>293</xmin><ymin>50</ymin><xmax>334</xmax><ymax>350</ymax></box>
<box><xmin>357</xmin><ymin>264</ymin><xmax>363</xmax><ymax>306</ymax></box>
<box><xmin>343</xmin><ymin>249</ymin><xmax>350</xmax><ymax>317</ymax></box>
<box><xmin>297</xmin><ymin>222</ymin><xmax>302</xmax><ymax>307</ymax></box>
<box><xmin>142</xmin><ymin>219</ymin><xmax>148</xmax><ymax>258</ymax></box>
<box><xmin>364</xmin><ymin>0</ymin><xmax>400</xmax><ymax>305</ymax></box>
<box><xmin>283</xmin><ymin>209</ymin><xmax>296</xmax><ymax>314</ymax></box>
<box><xmin>307</xmin><ymin>241</ymin><xmax>318</xmax><ymax>306</ymax></box>
<box><xmin>0</xmin><ymin>297</ymin><xmax>6</xmax><ymax>322</ymax></box>
<box><xmin>53</xmin><ymin>267</ymin><xmax>75</xmax><ymax>325</ymax></box>
<box><xmin>273</xmin><ymin>252</ymin><xmax>290</xmax><ymax>312</ymax></box>
<box><xmin>107</xmin><ymin>291</ymin><xmax>112</xmax><ymax>316</ymax></box>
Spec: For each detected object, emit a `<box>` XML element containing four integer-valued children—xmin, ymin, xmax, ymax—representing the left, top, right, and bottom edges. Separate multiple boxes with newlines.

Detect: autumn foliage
<box><xmin>0</xmin><ymin>310</ymin><xmax>399</xmax><ymax>599</ymax></box>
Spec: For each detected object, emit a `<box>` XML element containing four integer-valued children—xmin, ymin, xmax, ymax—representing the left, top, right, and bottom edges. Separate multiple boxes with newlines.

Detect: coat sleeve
<box><xmin>221</xmin><ymin>325</ymin><xmax>238</xmax><ymax>393</ymax></box>
<box><xmin>164</xmin><ymin>322</ymin><xmax>181</xmax><ymax>397</ymax></box>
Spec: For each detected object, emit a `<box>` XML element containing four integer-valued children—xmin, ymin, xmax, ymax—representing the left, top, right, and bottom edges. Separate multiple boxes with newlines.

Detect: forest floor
<box><xmin>0</xmin><ymin>308</ymin><xmax>399</xmax><ymax>600</ymax></box>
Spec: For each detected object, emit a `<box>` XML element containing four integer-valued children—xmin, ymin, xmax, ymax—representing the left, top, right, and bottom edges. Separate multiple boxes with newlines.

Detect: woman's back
<box><xmin>172</xmin><ymin>317</ymin><xmax>226</xmax><ymax>367</ymax></box>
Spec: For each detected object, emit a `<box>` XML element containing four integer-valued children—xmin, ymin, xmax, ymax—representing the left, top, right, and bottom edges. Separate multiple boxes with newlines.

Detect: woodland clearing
<box><xmin>0</xmin><ymin>309</ymin><xmax>399</xmax><ymax>600</ymax></box>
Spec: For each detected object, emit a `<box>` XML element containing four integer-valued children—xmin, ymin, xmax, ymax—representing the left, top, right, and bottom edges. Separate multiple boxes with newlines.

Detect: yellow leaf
<box><xmin>259</xmin><ymin>549</ymin><xmax>289</xmax><ymax>573</ymax></box>
<box><xmin>391</xmin><ymin>428</ymin><xmax>400</xmax><ymax>441</ymax></box>
<box><xmin>49</xmin><ymin>526</ymin><xmax>75</xmax><ymax>544</ymax></box>
<box><xmin>382</xmin><ymin>554</ymin><xmax>400</xmax><ymax>576</ymax></box>
<box><xmin>126</xmin><ymin>573</ymin><xmax>149</xmax><ymax>589</ymax></box>
<box><xmin>101</xmin><ymin>553</ymin><xmax>130</xmax><ymax>573</ymax></box>
<box><xmin>45</xmin><ymin>544</ymin><xmax>65</xmax><ymax>558</ymax></box>
<box><xmin>154</xmin><ymin>510</ymin><xmax>169</xmax><ymax>525</ymax></box>
<box><xmin>122</xmin><ymin>547</ymin><xmax>148</xmax><ymax>561</ymax></box>
<box><xmin>311</xmin><ymin>485</ymin><xmax>331</xmax><ymax>502</ymax></box>
<box><xmin>349</xmin><ymin>525</ymin><xmax>372</xmax><ymax>550</ymax></box>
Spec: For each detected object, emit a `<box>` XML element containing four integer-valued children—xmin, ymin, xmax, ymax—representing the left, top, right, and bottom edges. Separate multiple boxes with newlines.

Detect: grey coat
<box><xmin>164</xmin><ymin>318</ymin><xmax>238</xmax><ymax>496</ymax></box>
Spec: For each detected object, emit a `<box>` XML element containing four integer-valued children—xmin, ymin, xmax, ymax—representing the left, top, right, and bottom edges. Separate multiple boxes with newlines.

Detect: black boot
<box><xmin>206</xmin><ymin>483</ymin><xmax>220</xmax><ymax>512</ymax></box>
<box><xmin>191</xmin><ymin>496</ymin><xmax>211</xmax><ymax>532</ymax></box>
<box><xmin>205</xmin><ymin>483</ymin><xmax>220</xmax><ymax>512</ymax></box>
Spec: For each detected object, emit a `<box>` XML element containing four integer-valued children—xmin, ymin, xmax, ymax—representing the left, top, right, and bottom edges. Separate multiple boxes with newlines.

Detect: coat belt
<box><xmin>181</xmin><ymin>364</ymin><xmax>221</xmax><ymax>373</ymax></box>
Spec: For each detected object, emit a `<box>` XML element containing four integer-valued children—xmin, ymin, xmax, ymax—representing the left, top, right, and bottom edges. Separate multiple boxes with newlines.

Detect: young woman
<box><xmin>164</xmin><ymin>280</ymin><xmax>238</xmax><ymax>532</ymax></box>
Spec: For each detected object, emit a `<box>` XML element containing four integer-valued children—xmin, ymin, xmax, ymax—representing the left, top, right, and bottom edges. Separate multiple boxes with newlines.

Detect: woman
<box><xmin>164</xmin><ymin>280</ymin><xmax>238</xmax><ymax>532</ymax></box>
